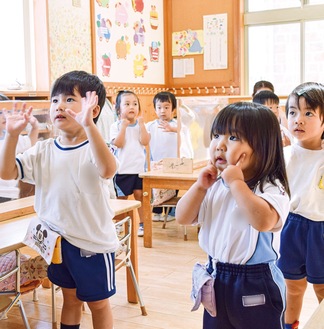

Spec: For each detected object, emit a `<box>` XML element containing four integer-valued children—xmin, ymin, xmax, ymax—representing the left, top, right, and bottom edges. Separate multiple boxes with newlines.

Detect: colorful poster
<box><xmin>203</xmin><ymin>14</ymin><xmax>228</xmax><ymax>70</ymax></box>
<box><xmin>172</xmin><ymin>30</ymin><xmax>204</xmax><ymax>57</ymax></box>
<box><xmin>94</xmin><ymin>0</ymin><xmax>164</xmax><ymax>84</ymax></box>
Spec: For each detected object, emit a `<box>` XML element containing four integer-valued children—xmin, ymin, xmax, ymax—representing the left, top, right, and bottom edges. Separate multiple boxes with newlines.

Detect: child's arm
<box><xmin>66</xmin><ymin>91</ymin><xmax>116</xmax><ymax>179</ymax></box>
<box><xmin>176</xmin><ymin>163</ymin><xmax>218</xmax><ymax>225</ymax></box>
<box><xmin>138</xmin><ymin>117</ymin><xmax>150</xmax><ymax>146</ymax></box>
<box><xmin>111</xmin><ymin>119</ymin><xmax>129</xmax><ymax>148</ymax></box>
<box><xmin>0</xmin><ymin>107</ymin><xmax>33</xmax><ymax>180</ymax></box>
<box><xmin>222</xmin><ymin>156</ymin><xmax>279</xmax><ymax>232</ymax></box>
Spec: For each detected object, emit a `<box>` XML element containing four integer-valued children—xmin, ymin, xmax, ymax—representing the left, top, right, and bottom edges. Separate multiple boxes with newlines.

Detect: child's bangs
<box><xmin>211</xmin><ymin>107</ymin><xmax>244</xmax><ymax>139</ymax></box>
<box><xmin>51</xmin><ymin>77</ymin><xmax>79</xmax><ymax>98</ymax></box>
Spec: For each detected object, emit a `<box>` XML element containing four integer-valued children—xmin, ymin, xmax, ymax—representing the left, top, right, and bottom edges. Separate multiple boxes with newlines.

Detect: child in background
<box><xmin>110</xmin><ymin>90</ymin><xmax>150</xmax><ymax>237</ymax></box>
<box><xmin>0</xmin><ymin>70</ymin><xmax>119</xmax><ymax>329</ymax></box>
<box><xmin>176</xmin><ymin>102</ymin><xmax>290</xmax><ymax>329</ymax></box>
<box><xmin>146</xmin><ymin>91</ymin><xmax>178</xmax><ymax>222</ymax></box>
<box><xmin>0</xmin><ymin>103</ymin><xmax>39</xmax><ymax>202</ymax></box>
<box><xmin>252</xmin><ymin>79</ymin><xmax>274</xmax><ymax>97</ymax></box>
<box><xmin>277</xmin><ymin>82</ymin><xmax>324</xmax><ymax>329</ymax></box>
<box><xmin>253</xmin><ymin>90</ymin><xmax>293</xmax><ymax>146</ymax></box>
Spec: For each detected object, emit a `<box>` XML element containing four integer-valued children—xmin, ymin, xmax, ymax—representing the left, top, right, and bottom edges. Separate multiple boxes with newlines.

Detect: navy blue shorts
<box><xmin>47</xmin><ymin>239</ymin><xmax>116</xmax><ymax>302</ymax></box>
<box><xmin>114</xmin><ymin>174</ymin><xmax>142</xmax><ymax>196</ymax></box>
<box><xmin>278</xmin><ymin>212</ymin><xmax>324</xmax><ymax>284</ymax></box>
<box><xmin>203</xmin><ymin>262</ymin><xmax>285</xmax><ymax>329</ymax></box>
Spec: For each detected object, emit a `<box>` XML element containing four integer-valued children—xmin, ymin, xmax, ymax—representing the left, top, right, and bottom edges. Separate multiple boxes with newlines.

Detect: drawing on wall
<box><xmin>94</xmin><ymin>0</ymin><xmax>164</xmax><ymax>84</ymax></box>
<box><xmin>172</xmin><ymin>29</ymin><xmax>204</xmax><ymax>57</ymax></box>
<box><xmin>203</xmin><ymin>13</ymin><xmax>228</xmax><ymax>70</ymax></box>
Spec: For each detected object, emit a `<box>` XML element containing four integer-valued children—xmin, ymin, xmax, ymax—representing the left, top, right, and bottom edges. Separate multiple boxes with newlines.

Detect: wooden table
<box><xmin>0</xmin><ymin>197</ymin><xmax>141</xmax><ymax>304</ymax></box>
<box><xmin>139</xmin><ymin>169</ymin><xmax>200</xmax><ymax>248</ymax></box>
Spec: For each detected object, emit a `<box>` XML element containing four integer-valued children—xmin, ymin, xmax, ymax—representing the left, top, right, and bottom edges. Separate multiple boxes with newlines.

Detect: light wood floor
<box><xmin>1</xmin><ymin>220</ymin><xmax>320</xmax><ymax>329</ymax></box>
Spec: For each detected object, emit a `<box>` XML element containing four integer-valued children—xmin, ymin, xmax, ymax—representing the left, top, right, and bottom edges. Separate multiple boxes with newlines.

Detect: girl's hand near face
<box><xmin>221</xmin><ymin>154</ymin><xmax>246</xmax><ymax>187</ymax></box>
<box><xmin>65</xmin><ymin>91</ymin><xmax>98</xmax><ymax>127</ymax></box>
<box><xmin>197</xmin><ymin>162</ymin><xmax>219</xmax><ymax>190</ymax></box>
<box><xmin>137</xmin><ymin>116</ymin><xmax>145</xmax><ymax>126</ymax></box>
<box><xmin>120</xmin><ymin>118</ymin><xmax>131</xmax><ymax>128</ymax></box>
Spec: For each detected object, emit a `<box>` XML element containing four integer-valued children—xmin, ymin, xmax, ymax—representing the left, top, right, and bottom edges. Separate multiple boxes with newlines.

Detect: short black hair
<box><xmin>252</xmin><ymin>80</ymin><xmax>274</xmax><ymax>97</ymax></box>
<box><xmin>253</xmin><ymin>90</ymin><xmax>279</xmax><ymax>105</ymax></box>
<box><xmin>153</xmin><ymin>92</ymin><xmax>177</xmax><ymax>111</ymax></box>
<box><xmin>286</xmin><ymin>82</ymin><xmax>324</xmax><ymax>139</ymax></box>
<box><xmin>115</xmin><ymin>90</ymin><xmax>141</xmax><ymax>118</ymax></box>
<box><xmin>50</xmin><ymin>70</ymin><xmax>106</xmax><ymax>124</ymax></box>
<box><xmin>210</xmin><ymin>102</ymin><xmax>290</xmax><ymax>195</ymax></box>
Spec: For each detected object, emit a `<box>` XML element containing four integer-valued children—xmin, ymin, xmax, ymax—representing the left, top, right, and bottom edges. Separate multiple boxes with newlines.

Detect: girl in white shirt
<box><xmin>278</xmin><ymin>82</ymin><xmax>324</xmax><ymax>329</ymax></box>
<box><xmin>176</xmin><ymin>102</ymin><xmax>290</xmax><ymax>329</ymax></box>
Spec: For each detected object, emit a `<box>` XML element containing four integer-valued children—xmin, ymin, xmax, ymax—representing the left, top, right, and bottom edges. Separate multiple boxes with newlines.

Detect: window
<box><xmin>245</xmin><ymin>1</ymin><xmax>324</xmax><ymax>95</ymax></box>
<box><xmin>0</xmin><ymin>1</ymin><xmax>34</xmax><ymax>90</ymax></box>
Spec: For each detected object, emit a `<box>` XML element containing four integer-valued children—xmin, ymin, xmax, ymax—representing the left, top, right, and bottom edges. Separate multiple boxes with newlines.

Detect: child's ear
<box><xmin>92</xmin><ymin>105</ymin><xmax>100</xmax><ymax>119</ymax></box>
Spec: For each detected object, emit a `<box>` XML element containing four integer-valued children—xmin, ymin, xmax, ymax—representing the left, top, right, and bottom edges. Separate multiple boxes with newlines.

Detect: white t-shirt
<box><xmin>197</xmin><ymin>179</ymin><xmax>290</xmax><ymax>264</ymax></box>
<box><xmin>16</xmin><ymin>138</ymin><xmax>119</xmax><ymax>253</ymax></box>
<box><xmin>146</xmin><ymin>119</ymin><xmax>177</xmax><ymax>161</ymax></box>
<box><xmin>284</xmin><ymin>144</ymin><xmax>324</xmax><ymax>221</ymax></box>
<box><xmin>0</xmin><ymin>133</ymin><xmax>32</xmax><ymax>199</ymax></box>
<box><xmin>110</xmin><ymin>120</ymin><xmax>146</xmax><ymax>174</ymax></box>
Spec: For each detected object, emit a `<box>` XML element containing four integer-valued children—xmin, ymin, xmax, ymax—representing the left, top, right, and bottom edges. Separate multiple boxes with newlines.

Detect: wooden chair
<box><xmin>51</xmin><ymin>216</ymin><xmax>147</xmax><ymax>328</ymax></box>
<box><xmin>155</xmin><ymin>196</ymin><xmax>193</xmax><ymax>241</ymax></box>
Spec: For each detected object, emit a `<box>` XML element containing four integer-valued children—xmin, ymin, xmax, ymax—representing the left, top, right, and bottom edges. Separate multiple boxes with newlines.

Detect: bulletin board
<box><xmin>92</xmin><ymin>0</ymin><xmax>165</xmax><ymax>84</ymax></box>
<box><xmin>165</xmin><ymin>0</ymin><xmax>242</xmax><ymax>90</ymax></box>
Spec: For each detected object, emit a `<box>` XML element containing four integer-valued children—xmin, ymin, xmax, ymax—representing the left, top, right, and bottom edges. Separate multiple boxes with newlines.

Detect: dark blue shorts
<box><xmin>278</xmin><ymin>212</ymin><xmax>324</xmax><ymax>284</ymax></box>
<box><xmin>47</xmin><ymin>239</ymin><xmax>116</xmax><ymax>302</ymax></box>
<box><xmin>203</xmin><ymin>261</ymin><xmax>285</xmax><ymax>329</ymax></box>
<box><xmin>114</xmin><ymin>174</ymin><xmax>142</xmax><ymax>196</ymax></box>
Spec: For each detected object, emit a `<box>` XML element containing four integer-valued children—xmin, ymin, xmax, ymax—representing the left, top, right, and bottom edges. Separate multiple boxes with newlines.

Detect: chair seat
<box><xmin>157</xmin><ymin>196</ymin><xmax>181</xmax><ymax>207</ymax></box>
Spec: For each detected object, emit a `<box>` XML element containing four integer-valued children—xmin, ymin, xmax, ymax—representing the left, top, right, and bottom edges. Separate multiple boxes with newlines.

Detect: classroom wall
<box><xmin>165</xmin><ymin>0</ymin><xmax>243</xmax><ymax>96</ymax></box>
<box><xmin>15</xmin><ymin>1</ymin><xmax>244</xmax><ymax>122</ymax></box>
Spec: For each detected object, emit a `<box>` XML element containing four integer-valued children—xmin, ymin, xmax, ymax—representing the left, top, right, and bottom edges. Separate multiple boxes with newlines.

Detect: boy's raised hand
<box><xmin>3</xmin><ymin>103</ymin><xmax>33</xmax><ymax>137</ymax></box>
<box><xmin>65</xmin><ymin>91</ymin><xmax>98</xmax><ymax>127</ymax></box>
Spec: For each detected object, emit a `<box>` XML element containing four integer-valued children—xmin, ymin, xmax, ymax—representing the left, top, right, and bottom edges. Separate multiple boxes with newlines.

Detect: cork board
<box><xmin>165</xmin><ymin>0</ymin><xmax>242</xmax><ymax>89</ymax></box>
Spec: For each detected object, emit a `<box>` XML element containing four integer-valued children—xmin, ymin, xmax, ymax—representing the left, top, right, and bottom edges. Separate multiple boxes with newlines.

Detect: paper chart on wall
<box><xmin>203</xmin><ymin>14</ymin><xmax>228</xmax><ymax>70</ymax></box>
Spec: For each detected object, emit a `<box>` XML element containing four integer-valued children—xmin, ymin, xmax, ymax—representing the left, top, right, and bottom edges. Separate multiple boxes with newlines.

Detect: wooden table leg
<box><xmin>142</xmin><ymin>179</ymin><xmax>152</xmax><ymax>248</ymax></box>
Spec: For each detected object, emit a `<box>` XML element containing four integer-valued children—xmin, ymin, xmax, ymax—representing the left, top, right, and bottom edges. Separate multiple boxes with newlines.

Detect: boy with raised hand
<box><xmin>0</xmin><ymin>70</ymin><xmax>119</xmax><ymax>329</ymax></box>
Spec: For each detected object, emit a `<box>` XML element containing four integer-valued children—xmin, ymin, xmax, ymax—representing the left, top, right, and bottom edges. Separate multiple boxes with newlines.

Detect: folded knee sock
<box><xmin>60</xmin><ymin>324</ymin><xmax>80</xmax><ymax>329</ymax></box>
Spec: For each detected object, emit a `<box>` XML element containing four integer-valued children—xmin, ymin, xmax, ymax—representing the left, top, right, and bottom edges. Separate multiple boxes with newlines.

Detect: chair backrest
<box><xmin>114</xmin><ymin>216</ymin><xmax>132</xmax><ymax>271</ymax></box>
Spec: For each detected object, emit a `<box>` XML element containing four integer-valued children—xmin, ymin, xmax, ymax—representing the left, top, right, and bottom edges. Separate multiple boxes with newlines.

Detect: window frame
<box><xmin>243</xmin><ymin>2</ymin><xmax>324</xmax><ymax>94</ymax></box>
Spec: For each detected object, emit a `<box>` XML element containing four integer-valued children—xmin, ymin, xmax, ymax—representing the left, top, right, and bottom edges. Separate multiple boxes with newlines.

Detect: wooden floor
<box><xmin>0</xmin><ymin>220</ymin><xmax>319</xmax><ymax>329</ymax></box>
